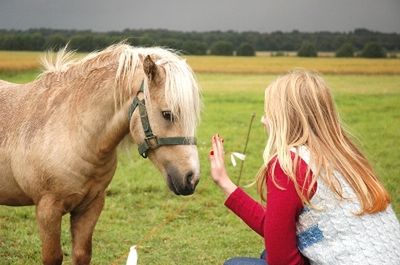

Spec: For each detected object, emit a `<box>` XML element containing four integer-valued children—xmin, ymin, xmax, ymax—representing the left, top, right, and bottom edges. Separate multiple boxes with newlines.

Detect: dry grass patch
<box><xmin>1</xmin><ymin>51</ymin><xmax>400</xmax><ymax>75</ymax></box>
<box><xmin>0</xmin><ymin>51</ymin><xmax>41</xmax><ymax>72</ymax></box>
<box><xmin>186</xmin><ymin>56</ymin><xmax>400</xmax><ymax>75</ymax></box>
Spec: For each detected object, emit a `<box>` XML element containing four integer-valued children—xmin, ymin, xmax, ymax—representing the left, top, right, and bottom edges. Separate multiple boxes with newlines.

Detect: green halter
<box><xmin>128</xmin><ymin>80</ymin><xmax>197</xmax><ymax>158</ymax></box>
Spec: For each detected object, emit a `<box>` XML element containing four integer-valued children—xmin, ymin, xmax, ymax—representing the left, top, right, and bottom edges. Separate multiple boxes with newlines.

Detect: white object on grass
<box><xmin>126</xmin><ymin>245</ymin><xmax>138</xmax><ymax>265</ymax></box>
<box><xmin>230</xmin><ymin>152</ymin><xmax>246</xmax><ymax>167</ymax></box>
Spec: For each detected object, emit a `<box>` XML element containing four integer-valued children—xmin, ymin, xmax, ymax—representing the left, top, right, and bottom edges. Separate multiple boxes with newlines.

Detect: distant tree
<box><xmin>236</xmin><ymin>43</ymin><xmax>255</xmax><ymax>56</ymax></box>
<box><xmin>0</xmin><ymin>35</ymin><xmax>19</xmax><ymax>50</ymax></box>
<box><xmin>45</xmin><ymin>34</ymin><xmax>67</xmax><ymax>50</ymax></box>
<box><xmin>0</xmin><ymin>28</ymin><xmax>400</xmax><ymax>53</ymax></box>
<box><xmin>69</xmin><ymin>35</ymin><xmax>95</xmax><ymax>51</ymax></box>
<box><xmin>354</xmin><ymin>28</ymin><xmax>373</xmax><ymax>35</ymax></box>
<box><xmin>158</xmin><ymin>38</ymin><xmax>184</xmax><ymax>51</ymax></box>
<box><xmin>0</xmin><ymin>34</ymin><xmax>43</xmax><ymax>50</ymax></box>
<box><xmin>297</xmin><ymin>41</ymin><xmax>317</xmax><ymax>57</ymax></box>
<box><xmin>138</xmin><ymin>36</ymin><xmax>154</xmax><ymax>47</ymax></box>
<box><xmin>335</xmin><ymin>42</ymin><xmax>354</xmax><ymax>57</ymax></box>
<box><xmin>361</xmin><ymin>42</ymin><xmax>386</xmax><ymax>58</ymax></box>
<box><xmin>182</xmin><ymin>40</ymin><xmax>207</xmax><ymax>55</ymax></box>
<box><xmin>92</xmin><ymin>35</ymin><xmax>113</xmax><ymax>50</ymax></box>
<box><xmin>28</xmin><ymin>33</ymin><xmax>45</xmax><ymax>51</ymax></box>
<box><xmin>210</xmin><ymin>41</ymin><xmax>234</xmax><ymax>56</ymax></box>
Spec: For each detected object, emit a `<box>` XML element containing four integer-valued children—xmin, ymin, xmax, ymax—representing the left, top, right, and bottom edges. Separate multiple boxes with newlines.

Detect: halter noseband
<box><xmin>128</xmin><ymin>80</ymin><xmax>197</xmax><ymax>158</ymax></box>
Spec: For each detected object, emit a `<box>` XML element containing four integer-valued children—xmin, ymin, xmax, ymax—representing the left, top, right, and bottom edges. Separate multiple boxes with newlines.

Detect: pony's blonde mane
<box><xmin>40</xmin><ymin>46</ymin><xmax>77</xmax><ymax>73</ymax></box>
<box><xmin>40</xmin><ymin>43</ymin><xmax>201</xmax><ymax>136</ymax></box>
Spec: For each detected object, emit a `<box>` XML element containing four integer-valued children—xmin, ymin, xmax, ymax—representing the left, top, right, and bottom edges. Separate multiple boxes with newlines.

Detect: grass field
<box><xmin>0</xmin><ymin>53</ymin><xmax>399</xmax><ymax>264</ymax></box>
<box><xmin>0</xmin><ymin>51</ymin><xmax>44</xmax><ymax>73</ymax></box>
<box><xmin>2</xmin><ymin>50</ymin><xmax>400</xmax><ymax>75</ymax></box>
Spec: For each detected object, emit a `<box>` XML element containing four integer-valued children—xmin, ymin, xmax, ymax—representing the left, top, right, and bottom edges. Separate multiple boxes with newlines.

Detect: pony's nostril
<box><xmin>186</xmin><ymin>170</ymin><xmax>200</xmax><ymax>190</ymax></box>
<box><xmin>186</xmin><ymin>171</ymin><xmax>194</xmax><ymax>184</ymax></box>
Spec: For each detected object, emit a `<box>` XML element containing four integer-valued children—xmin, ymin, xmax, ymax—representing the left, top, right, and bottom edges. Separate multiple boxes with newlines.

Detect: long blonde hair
<box><xmin>257</xmin><ymin>69</ymin><xmax>390</xmax><ymax>214</ymax></box>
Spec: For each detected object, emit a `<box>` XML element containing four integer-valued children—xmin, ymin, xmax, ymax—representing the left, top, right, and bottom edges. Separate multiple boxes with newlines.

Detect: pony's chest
<box><xmin>11</xmin><ymin>150</ymin><xmax>117</xmax><ymax>202</ymax></box>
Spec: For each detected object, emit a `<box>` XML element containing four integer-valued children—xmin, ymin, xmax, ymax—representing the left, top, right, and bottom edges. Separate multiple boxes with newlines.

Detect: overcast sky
<box><xmin>0</xmin><ymin>0</ymin><xmax>399</xmax><ymax>33</ymax></box>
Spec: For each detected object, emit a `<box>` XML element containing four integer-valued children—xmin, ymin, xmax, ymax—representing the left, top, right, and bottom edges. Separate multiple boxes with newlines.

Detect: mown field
<box><xmin>2</xmin><ymin>50</ymin><xmax>400</xmax><ymax>75</ymax></box>
<box><xmin>0</xmin><ymin>51</ymin><xmax>399</xmax><ymax>265</ymax></box>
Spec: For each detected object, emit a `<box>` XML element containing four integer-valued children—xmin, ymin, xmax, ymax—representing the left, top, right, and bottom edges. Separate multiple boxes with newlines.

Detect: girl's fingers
<box><xmin>211</xmin><ymin>135</ymin><xmax>219</xmax><ymax>158</ymax></box>
<box><xmin>208</xmin><ymin>150</ymin><xmax>214</xmax><ymax>160</ymax></box>
<box><xmin>209</xmin><ymin>150</ymin><xmax>216</xmax><ymax>164</ymax></box>
<box><xmin>215</xmin><ymin>135</ymin><xmax>225</xmax><ymax>159</ymax></box>
<box><xmin>211</xmin><ymin>134</ymin><xmax>226</xmax><ymax>165</ymax></box>
<box><xmin>211</xmin><ymin>135</ymin><xmax>222</xmax><ymax>167</ymax></box>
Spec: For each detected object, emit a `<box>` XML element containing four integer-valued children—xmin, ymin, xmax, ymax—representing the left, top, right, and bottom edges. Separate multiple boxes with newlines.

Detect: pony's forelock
<box><xmin>115</xmin><ymin>45</ymin><xmax>201</xmax><ymax>136</ymax></box>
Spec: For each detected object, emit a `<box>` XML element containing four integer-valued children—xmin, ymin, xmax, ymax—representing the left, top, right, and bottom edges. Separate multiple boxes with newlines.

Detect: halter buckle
<box><xmin>145</xmin><ymin>135</ymin><xmax>159</xmax><ymax>149</ymax></box>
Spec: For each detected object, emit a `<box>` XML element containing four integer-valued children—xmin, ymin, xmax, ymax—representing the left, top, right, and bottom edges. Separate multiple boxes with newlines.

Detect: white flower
<box><xmin>126</xmin><ymin>245</ymin><xmax>138</xmax><ymax>265</ymax></box>
<box><xmin>230</xmin><ymin>152</ymin><xmax>246</xmax><ymax>167</ymax></box>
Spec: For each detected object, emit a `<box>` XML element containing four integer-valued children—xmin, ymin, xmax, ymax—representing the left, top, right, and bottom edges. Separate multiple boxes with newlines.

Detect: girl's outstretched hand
<box><xmin>209</xmin><ymin>134</ymin><xmax>237</xmax><ymax>197</ymax></box>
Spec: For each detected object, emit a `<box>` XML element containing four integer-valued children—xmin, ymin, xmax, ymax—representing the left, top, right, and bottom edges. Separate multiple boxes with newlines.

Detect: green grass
<box><xmin>0</xmin><ymin>71</ymin><xmax>399</xmax><ymax>264</ymax></box>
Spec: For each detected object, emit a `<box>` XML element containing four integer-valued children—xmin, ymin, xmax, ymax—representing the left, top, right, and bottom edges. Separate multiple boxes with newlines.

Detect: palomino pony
<box><xmin>0</xmin><ymin>44</ymin><xmax>201</xmax><ymax>265</ymax></box>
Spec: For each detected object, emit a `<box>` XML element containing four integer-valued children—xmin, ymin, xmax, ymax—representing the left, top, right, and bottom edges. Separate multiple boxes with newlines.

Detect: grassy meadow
<box><xmin>2</xmin><ymin>50</ymin><xmax>400</xmax><ymax>75</ymax></box>
<box><xmin>0</xmin><ymin>51</ymin><xmax>399</xmax><ymax>264</ymax></box>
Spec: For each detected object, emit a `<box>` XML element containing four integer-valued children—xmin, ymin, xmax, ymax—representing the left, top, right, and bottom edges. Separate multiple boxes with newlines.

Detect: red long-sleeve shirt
<box><xmin>224</xmin><ymin>157</ymin><xmax>315</xmax><ymax>265</ymax></box>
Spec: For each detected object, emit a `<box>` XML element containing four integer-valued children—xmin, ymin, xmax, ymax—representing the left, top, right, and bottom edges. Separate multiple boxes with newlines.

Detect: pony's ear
<box><xmin>143</xmin><ymin>55</ymin><xmax>158</xmax><ymax>81</ymax></box>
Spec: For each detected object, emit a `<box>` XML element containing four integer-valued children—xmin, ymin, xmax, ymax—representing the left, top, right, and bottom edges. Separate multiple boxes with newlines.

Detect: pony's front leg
<box><xmin>35</xmin><ymin>195</ymin><xmax>64</xmax><ymax>265</ymax></box>
<box><xmin>70</xmin><ymin>192</ymin><xmax>105</xmax><ymax>265</ymax></box>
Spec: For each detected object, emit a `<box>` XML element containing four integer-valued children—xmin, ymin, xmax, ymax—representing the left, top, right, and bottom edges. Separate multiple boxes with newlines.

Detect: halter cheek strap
<box><xmin>128</xmin><ymin>80</ymin><xmax>197</xmax><ymax>158</ymax></box>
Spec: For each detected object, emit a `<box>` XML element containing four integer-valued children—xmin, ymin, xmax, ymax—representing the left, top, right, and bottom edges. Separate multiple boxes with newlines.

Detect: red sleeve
<box><xmin>224</xmin><ymin>187</ymin><xmax>266</xmax><ymax>237</ymax></box>
<box><xmin>224</xmin><ymin>156</ymin><xmax>315</xmax><ymax>265</ymax></box>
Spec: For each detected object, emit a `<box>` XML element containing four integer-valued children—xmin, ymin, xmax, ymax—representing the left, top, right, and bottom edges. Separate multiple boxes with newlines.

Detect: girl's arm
<box><xmin>209</xmin><ymin>134</ymin><xmax>266</xmax><ymax>236</ymax></box>
<box><xmin>224</xmin><ymin>187</ymin><xmax>266</xmax><ymax>236</ymax></box>
<box><xmin>223</xmin><ymin>169</ymin><xmax>308</xmax><ymax>265</ymax></box>
<box><xmin>226</xmin><ymin>159</ymin><xmax>311</xmax><ymax>265</ymax></box>
<box><xmin>209</xmin><ymin>135</ymin><xmax>311</xmax><ymax>264</ymax></box>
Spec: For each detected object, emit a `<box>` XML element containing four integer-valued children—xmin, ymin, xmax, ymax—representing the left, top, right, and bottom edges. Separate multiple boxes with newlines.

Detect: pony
<box><xmin>0</xmin><ymin>44</ymin><xmax>201</xmax><ymax>265</ymax></box>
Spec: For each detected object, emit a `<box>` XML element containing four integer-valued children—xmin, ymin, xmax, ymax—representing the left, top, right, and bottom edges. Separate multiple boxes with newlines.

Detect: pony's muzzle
<box><xmin>172</xmin><ymin>170</ymin><xmax>199</xmax><ymax>196</ymax></box>
<box><xmin>166</xmin><ymin>166</ymin><xmax>200</xmax><ymax>196</ymax></box>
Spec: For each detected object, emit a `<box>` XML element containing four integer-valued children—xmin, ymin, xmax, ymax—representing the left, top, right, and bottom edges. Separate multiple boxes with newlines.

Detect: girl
<box><xmin>209</xmin><ymin>70</ymin><xmax>400</xmax><ymax>265</ymax></box>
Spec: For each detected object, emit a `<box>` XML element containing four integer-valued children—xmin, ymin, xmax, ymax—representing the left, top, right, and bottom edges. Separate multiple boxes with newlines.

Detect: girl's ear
<box><xmin>143</xmin><ymin>55</ymin><xmax>158</xmax><ymax>81</ymax></box>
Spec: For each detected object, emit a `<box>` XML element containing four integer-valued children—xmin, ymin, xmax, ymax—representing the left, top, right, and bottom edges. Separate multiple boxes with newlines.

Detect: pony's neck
<box><xmin>95</xmin><ymin>99</ymin><xmax>132</xmax><ymax>155</ymax></box>
<box><xmin>69</xmin><ymin>67</ymin><xmax>145</xmax><ymax>157</ymax></box>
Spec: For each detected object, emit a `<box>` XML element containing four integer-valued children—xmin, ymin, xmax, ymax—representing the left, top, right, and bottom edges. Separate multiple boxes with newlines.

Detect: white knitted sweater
<box><xmin>294</xmin><ymin>146</ymin><xmax>400</xmax><ymax>265</ymax></box>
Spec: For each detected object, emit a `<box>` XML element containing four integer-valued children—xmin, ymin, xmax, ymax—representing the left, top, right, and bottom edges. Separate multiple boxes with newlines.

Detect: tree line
<box><xmin>0</xmin><ymin>28</ymin><xmax>398</xmax><ymax>57</ymax></box>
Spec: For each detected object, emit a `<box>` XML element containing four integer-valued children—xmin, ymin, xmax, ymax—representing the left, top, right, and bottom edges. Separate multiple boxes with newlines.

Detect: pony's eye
<box><xmin>161</xmin><ymin>111</ymin><xmax>173</xmax><ymax>121</ymax></box>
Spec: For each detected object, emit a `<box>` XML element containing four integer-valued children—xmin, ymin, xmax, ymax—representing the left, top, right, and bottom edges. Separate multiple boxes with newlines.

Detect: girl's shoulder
<box><xmin>266</xmin><ymin>147</ymin><xmax>316</xmax><ymax>199</ymax></box>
